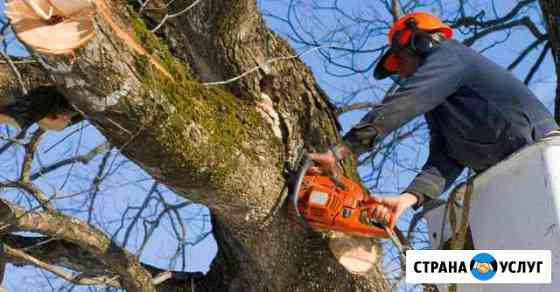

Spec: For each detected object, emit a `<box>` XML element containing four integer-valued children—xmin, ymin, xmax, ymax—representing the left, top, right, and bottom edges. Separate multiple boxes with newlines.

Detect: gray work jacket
<box><xmin>343</xmin><ymin>39</ymin><xmax>558</xmax><ymax>207</ymax></box>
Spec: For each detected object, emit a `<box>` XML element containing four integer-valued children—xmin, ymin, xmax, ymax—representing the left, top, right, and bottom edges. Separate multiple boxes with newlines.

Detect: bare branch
<box><xmin>203</xmin><ymin>45</ymin><xmax>334</xmax><ymax>86</ymax></box>
<box><xmin>336</xmin><ymin>102</ymin><xmax>379</xmax><ymax>115</ymax></box>
<box><xmin>463</xmin><ymin>17</ymin><xmax>543</xmax><ymax>46</ymax></box>
<box><xmin>30</xmin><ymin>142</ymin><xmax>111</xmax><ymax>181</ymax></box>
<box><xmin>452</xmin><ymin>0</ymin><xmax>536</xmax><ymax>29</ymax></box>
<box><xmin>0</xmin><ymin>199</ymin><xmax>156</xmax><ymax>292</ymax></box>
<box><xmin>0</xmin><ymin>48</ymin><xmax>27</xmax><ymax>95</ymax></box>
<box><xmin>524</xmin><ymin>42</ymin><xmax>550</xmax><ymax>84</ymax></box>
<box><xmin>508</xmin><ymin>37</ymin><xmax>547</xmax><ymax>71</ymax></box>
<box><xmin>21</xmin><ymin>128</ymin><xmax>45</xmax><ymax>182</ymax></box>
<box><xmin>391</xmin><ymin>0</ymin><xmax>401</xmax><ymax>21</ymax></box>
<box><xmin>151</xmin><ymin>0</ymin><xmax>204</xmax><ymax>32</ymax></box>
<box><xmin>3</xmin><ymin>244</ymin><xmax>122</xmax><ymax>288</ymax></box>
<box><xmin>2</xmin><ymin>234</ymin><xmax>205</xmax><ymax>288</ymax></box>
<box><xmin>0</xmin><ymin>181</ymin><xmax>55</xmax><ymax>212</ymax></box>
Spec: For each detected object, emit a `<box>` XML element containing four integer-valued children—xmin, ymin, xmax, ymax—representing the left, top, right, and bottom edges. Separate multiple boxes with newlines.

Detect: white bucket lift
<box><xmin>425</xmin><ymin>137</ymin><xmax>560</xmax><ymax>292</ymax></box>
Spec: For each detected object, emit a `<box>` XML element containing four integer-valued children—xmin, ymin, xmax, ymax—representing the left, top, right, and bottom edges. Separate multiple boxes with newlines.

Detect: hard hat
<box><xmin>374</xmin><ymin>12</ymin><xmax>453</xmax><ymax>80</ymax></box>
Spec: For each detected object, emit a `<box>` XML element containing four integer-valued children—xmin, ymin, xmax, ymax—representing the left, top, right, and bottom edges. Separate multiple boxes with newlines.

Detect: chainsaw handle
<box><xmin>291</xmin><ymin>152</ymin><xmax>346</xmax><ymax>222</ymax></box>
<box><xmin>326</xmin><ymin>172</ymin><xmax>347</xmax><ymax>191</ymax></box>
<box><xmin>291</xmin><ymin>156</ymin><xmax>313</xmax><ymax>228</ymax></box>
<box><xmin>361</xmin><ymin>200</ymin><xmax>397</xmax><ymax>231</ymax></box>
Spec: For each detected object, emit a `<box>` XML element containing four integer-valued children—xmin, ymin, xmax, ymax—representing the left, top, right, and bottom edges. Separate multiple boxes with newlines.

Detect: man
<box><xmin>310</xmin><ymin>12</ymin><xmax>558</xmax><ymax>226</ymax></box>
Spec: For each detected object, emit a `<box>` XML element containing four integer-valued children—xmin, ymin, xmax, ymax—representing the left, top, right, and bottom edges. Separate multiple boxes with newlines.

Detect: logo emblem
<box><xmin>470</xmin><ymin>253</ymin><xmax>497</xmax><ymax>281</ymax></box>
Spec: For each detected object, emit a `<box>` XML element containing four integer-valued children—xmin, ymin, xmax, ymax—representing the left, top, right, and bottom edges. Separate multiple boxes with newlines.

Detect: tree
<box><xmin>0</xmin><ymin>0</ymin><xmax>389</xmax><ymax>291</ymax></box>
<box><xmin>0</xmin><ymin>0</ymin><xmax>558</xmax><ymax>291</ymax></box>
<box><xmin>539</xmin><ymin>0</ymin><xmax>560</xmax><ymax>122</ymax></box>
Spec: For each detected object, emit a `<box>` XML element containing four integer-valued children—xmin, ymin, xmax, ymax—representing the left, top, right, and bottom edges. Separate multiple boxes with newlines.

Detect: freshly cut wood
<box><xmin>48</xmin><ymin>0</ymin><xmax>95</xmax><ymax>16</ymax></box>
<box><xmin>328</xmin><ymin>232</ymin><xmax>379</xmax><ymax>275</ymax></box>
<box><xmin>5</xmin><ymin>0</ymin><xmax>96</xmax><ymax>55</ymax></box>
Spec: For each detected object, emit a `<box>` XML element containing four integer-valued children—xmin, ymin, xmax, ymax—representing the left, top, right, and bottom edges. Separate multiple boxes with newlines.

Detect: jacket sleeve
<box><xmin>343</xmin><ymin>42</ymin><xmax>467</xmax><ymax>156</ymax></box>
<box><xmin>404</xmin><ymin>115</ymin><xmax>464</xmax><ymax>210</ymax></box>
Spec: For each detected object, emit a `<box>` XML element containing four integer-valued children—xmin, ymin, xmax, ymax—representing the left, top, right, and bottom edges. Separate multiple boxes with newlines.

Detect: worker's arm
<box><xmin>404</xmin><ymin>116</ymin><xmax>464</xmax><ymax>209</ymax></box>
<box><xmin>363</xmin><ymin>120</ymin><xmax>464</xmax><ymax>224</ymax></box>
<box><xmin>341</xmin><ymin>43</ymin><xmax>467</xmax><ymax>157</ymax></box>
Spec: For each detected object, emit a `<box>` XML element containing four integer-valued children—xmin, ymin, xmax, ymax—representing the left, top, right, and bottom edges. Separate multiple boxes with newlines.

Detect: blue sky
<box><xmin>0</xmin><ymin>0</ymin><xmax>556</xmax><ymax>290</ymax></box>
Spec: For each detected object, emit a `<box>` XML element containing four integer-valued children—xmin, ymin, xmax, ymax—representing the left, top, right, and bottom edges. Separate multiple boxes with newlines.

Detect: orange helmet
<box><xmin>374</xmin><ymin>12</ymin><xmax>453</xmax><ymax>80</ymax></box>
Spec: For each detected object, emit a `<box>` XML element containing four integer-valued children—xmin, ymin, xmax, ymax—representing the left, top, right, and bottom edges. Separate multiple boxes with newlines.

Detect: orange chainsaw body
<box><xmin>295</xmin><ymin>174</ymin><xmax>395</xmax><ymax>239</ymax></box>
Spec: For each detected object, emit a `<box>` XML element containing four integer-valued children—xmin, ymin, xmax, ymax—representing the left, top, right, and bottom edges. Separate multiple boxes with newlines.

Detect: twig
<box><xmin>87</xmin><ymin>150</ymin><xmax>112</xmax><ymax>223</ymax></box>
<box><xmin>203</xmin><ymin>45</ymin><xmax>335</xmax><ymax>86</ymax></box>
<box><xmin>0</xmin><ymin>126</ymin><xmax>29</xmax><ymax>156</ymax></box>
<box><xmin>0</xmin><ymin>181</ymin><xmax>55</xmax><ymax>212</ymax></box>
<box><xmin>153</xmin><ymin>271</ymin><xmax>173</xmax><ymax>285</ymax></box>
<box><xmin>142</xmin><ymin>0</ymin><xmax>177</xmax><ymax>12</ymax></box>
<box><xmin>0</xmin><ymin>38</ymin><xmax>28</xmax><ymax>95</ymax></box>
<box><xmin>524</xmin><ymin>42</ymin><xmax>550</xmax><ymax>85</ymax></box>
<box><xmin>336</xmin><ymin>102</ymin><xmax>379</xmax><ymax>115</ymax></box>
<box><xmin>0</xmin><ymin>135</ymin><xmax>25</xmax><ymax>145</ymax></box>
<box><xmin>30</xmin><ymin>142</ymin><xmax>111</xmax><ymax>181</ymax></box>
<box><xmin>151</xmin><ymin>0</ymin><xmax>204</xmax><ymax>32</ymax></box>
<box><xmin>21</xmin><ymin>128</ymin><xmax>45</xmax><ymax>182</ymax></box>
<box><xmin>391</xmin><ymin>0</ymin><xmax>401</xmax><ymax>22</ymax></box>
<box><xmin>0</xmin><ymin>59</ymin><xmax>37</xmax><ymax>65</ymax></box>
<box><xmin>507</xmin><ymin>37</ymin><xmax>546</xmax><ymax>71</ymax></box>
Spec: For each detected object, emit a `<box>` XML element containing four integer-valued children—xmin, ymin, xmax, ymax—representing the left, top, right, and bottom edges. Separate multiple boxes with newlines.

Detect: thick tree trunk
<box><xmin>539</xmin><ymin>0</ymin><xmax>560</xmax><ymax>123</ymax></box>
<box><xmin>1</xmin><ymin>0</ymin><xmax>390</xmax><ymax>290</ymax></box>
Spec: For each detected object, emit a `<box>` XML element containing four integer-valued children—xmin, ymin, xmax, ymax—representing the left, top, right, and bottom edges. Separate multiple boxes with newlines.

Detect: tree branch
<box><xmin>508</xmin><ymin>37</ymin><xmax>547</xmax><ymax>71</ymax></box>
<box><xmin>151</xmin><ymin>0</ymin><xmax>204</xmax><ymax>32</ymax></box>
<box><xmin>391</xmin><ymin>0</ymin><xmax>401</xmax><ymax>21</ymax></box>
<box><xmin>0</xmin><ymin>199</ymin><xmax>156</xmax><ymax>292</ymax></box>
<box><xmin>3</xmin><ymin>244</ymin><xmax>122</xmax><ymax>288</ymax></box>
<box><xmin>336</xmin><ymin>102</ymin><xmax>379</xmax><ymax>115</ymax></box>
<box><xmin>524</xmin><ymin>42</ymin><xmax>550</xmax><ymax>84</ymax></box>
<box><xmin>0</xmin><ymin>42</ymin><xmax>27</xmax><ymax>95</ymax></box>
<box><xmin>463</xmin><ymin>17</ymin><xmax>543</xmax><ymax>46</ymax></box>
<box><xmin>452</xmin><ymin>0</ymin><xmax>536</xmax><ymax>29</ymax></box>
<box><xmin>30</xmin><ymin>142</ymin><xmax>111</xmax><ymax>181</ymax></box>
<box><xmin>1</xmin><ymin>234</ymin><xmax>206</xmax><ymax>290</ymax></box>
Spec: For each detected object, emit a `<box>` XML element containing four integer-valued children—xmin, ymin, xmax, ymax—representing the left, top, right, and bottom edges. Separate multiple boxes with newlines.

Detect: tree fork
<box><xmin>1</xmin><ymin>0</ymin><xmax>390</xmax><ymax>290</ymax></box>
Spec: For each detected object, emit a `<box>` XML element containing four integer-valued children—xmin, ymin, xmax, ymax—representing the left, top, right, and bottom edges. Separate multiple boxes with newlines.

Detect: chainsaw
<box><xmin>289</xmin><ymin>150</ymin><xmax>396</xmax><ymax>239</ymax></box>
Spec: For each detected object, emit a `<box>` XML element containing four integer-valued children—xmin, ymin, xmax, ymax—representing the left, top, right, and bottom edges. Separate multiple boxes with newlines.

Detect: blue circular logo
<box><xmin>470</xmin><ymin>253</ymin><xmax>497</xmax><ymax>281</ymax></box>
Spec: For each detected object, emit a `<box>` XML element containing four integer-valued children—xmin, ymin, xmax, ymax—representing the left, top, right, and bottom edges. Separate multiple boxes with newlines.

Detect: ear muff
<box><xmin>396</xmin><ymin>18</ymin><xmax>442</xmax><ymax>57</ymax></box>
<box><xmin>409</xmin><ymin>30</ymin><xmax>440</xmax><ymax>57</ymax></box>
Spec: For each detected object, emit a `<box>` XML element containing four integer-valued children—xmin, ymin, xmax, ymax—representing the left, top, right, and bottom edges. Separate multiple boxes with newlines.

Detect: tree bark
<box><xmin>539</xmin><ymin>0</ymin><xmax>560</xmax><ymax>123</ymax></box>
<box><xmin>0</xmin><ymin>0</ymin><xmax>390</xmax><ymax>290</ymax></box>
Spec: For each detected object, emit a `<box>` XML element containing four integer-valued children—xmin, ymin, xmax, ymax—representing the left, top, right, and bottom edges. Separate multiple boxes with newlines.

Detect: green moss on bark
<box><xmin>128</xmin><ymin>15</ymin><xmax>191</xmax><ymax>81</ymax></box>
<box><xmin>122</xmin><ymin>13</ymin><xmax>276</xmax><ymax>192</ymax></box>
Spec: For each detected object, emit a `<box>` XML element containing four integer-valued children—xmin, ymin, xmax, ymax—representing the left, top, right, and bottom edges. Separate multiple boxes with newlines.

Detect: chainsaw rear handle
<box><xmin>362</xmin><ymin>197</ymin><xmax>398</xmax><ymax>231</ymax></box>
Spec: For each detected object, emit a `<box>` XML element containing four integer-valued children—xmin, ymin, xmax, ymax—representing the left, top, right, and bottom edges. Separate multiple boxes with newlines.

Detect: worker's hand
<box><xmin>308</xmin><ymin>151</ymin><xmax>341</xmax><ymax>178</ymax></box>
<box><xmin>368</xmin><ymin>192</ymin><xmax>419</xmax><ymax>226</ymax></box>
<box><xmin>308</xmin><ymin>144</ymin><xmax>353</xmax><ymax>177</ymax></box>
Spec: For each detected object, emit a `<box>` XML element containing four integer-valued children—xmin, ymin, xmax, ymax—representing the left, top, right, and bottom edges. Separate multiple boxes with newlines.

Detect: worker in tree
<box><xmin>310</xmin><ymin>12</ymin><xmax>558</xmax><ymax>226</ymax></box>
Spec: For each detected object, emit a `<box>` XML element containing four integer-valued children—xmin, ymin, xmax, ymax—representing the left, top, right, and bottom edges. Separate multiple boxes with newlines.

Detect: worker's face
<box><xmin>394</xmin><ymin>48</ymin><xmax>420</xmax><ymax>78</ymax></box>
